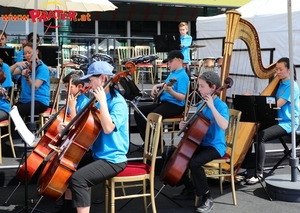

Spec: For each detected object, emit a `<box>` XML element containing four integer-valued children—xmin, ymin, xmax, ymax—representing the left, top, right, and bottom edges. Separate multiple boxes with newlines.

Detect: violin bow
<box><xmin>40</xmin><ymin>22</ymin><xmax>52</xmax><ymax>43</ymax></box>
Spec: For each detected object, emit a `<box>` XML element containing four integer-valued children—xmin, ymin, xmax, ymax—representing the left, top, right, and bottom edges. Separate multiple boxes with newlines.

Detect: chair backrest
<box><xmin>225</xmin><ymin>109</ymin><xmax>242</xmax><ymax>162</ymax></box>
<box><xmin>135</xmin><ymin>45</ymin><xmax>151</xmax><ymax>56</ymax></box>
<box><xmin>62</xmin><ymin>44</ymin><xmax>79</xmax><ymax>64</ymax></box>
<box><xmin>117</xmin><ymin>46</ymin><xmax>135</xmax><ymax>64</ymax></box>
<box><xmin>143</xmin><ymin>113</ymin><xmax>162</xmax><ymax>169</ymax></box>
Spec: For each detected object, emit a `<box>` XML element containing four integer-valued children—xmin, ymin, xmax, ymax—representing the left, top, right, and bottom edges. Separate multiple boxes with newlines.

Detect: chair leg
<box><xmin>111</xmin><ymin>181</ymin><xmax>116</xmax><ymax>213</ymax></box>
<box><xmin>8</xmin><ymin>129</ymin><xmax>16</xmax><ymax>158</ymax></box>
<box><xmin>230</xmin><ymin>165</ymin><xmax>237</xmax><ymax>206</ymax></box>
<box><xmin>219</xmin><ymin>163</ymin><xmax>223</xmax><ymax>194</ymax></box>
<box><xmin>105</xmin><ymin>180</ymin><xmax>109</xmax><ymax>213</ymax></box>
<box><xmin>143</xmin><ymin>179</ymin><xmax>148</xmax><ymax>213</ymax></box>
<box><xmin>149</xmin><ymin>178</ymin><xmax>157</xmax><ymax>213</ymax></box>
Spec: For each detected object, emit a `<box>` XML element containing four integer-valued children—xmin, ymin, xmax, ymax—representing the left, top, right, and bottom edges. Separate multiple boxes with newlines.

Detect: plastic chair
<box><xmin>134</xmin><ymin>46</ymin><xmax>154</xmax><ymax>84</ymax></box>
<box><xmin>105</xmin><ymin>113</ymin><xmax>162</xmax><ymax>213</ymax></box>
<box><xmin>160</xmin><ymin>83</ymin><xmax>190</xmax><ymax>152</ymax></box>
<box><xmin>195</xmin><ymin>109</ymin><xmax>242</xmax><ymax>206</ymax></box>
<box><xmin>0</xmin><ymin>84</ymin><xmax>17</xmax><ymax>163</ymax></box>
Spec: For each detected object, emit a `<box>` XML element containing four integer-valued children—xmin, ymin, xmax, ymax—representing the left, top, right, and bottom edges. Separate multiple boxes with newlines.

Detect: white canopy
<box><xmin>195</xmin><ymin>0</ymin><xmax>300</xmax><ymax>94</ymax></box>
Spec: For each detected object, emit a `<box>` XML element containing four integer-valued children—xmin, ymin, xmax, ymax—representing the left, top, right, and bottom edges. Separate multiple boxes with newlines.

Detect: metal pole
<box><xmin>287</xmin><ymin>0</ymin><xmax>298</xmax><ymax>182</ymax></box>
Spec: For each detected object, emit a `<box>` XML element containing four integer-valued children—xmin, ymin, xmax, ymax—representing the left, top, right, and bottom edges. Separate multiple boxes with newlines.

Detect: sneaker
<box><xmin>196</xmin><ymin>197</ymin><xmax>214</xmax><ymax>213</ymax></box>
<box><xmin>172</xmin><ymin>188</ymin><xmax>195</xmax><ymax>200</ymax></box>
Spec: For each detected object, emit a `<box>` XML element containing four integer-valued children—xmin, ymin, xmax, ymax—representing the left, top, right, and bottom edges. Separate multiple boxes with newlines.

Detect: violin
<box><xmin>160</xmin><ymin>77</ymin><xmax>233</xmax><ymax>187</ymax></box>
<box><xmin>36</xmin><ymin>62</ymin><xmax>135</xmax><ymax>201</ymax></box>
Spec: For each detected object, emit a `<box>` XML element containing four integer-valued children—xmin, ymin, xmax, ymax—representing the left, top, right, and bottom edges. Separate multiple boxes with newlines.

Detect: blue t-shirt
<box><xmin>276</xmin><ymin>79</ymin><xmax>300</xmax><ymax>133</ymax></box>
<box><xmin>160</xmin><ymin>68</ymin><xmax>189</xmax><ymax>106</ymax></box>
<box><xmin>17</xmin><ymin>49</ymin><xmax>24</xmax><ymax>62</ymax></box>
<box><xmin>0</xmin><ymin>62</ymin><xmax>13</xmax><ymax>114</ymax></box>
<box><xmin>180</xmin><ymin>34</ymin><xmax>192</xmax><ymax>65</ymax></box>
<box><xmin>18</xmin><ymin>60</ymin><xmax>50</xmax><ymax>106</ymax></box>
<box><xmin>199</xmin><ymin>97</ymin><xmax>229</xmax><ymax>157</ymax></box>
<box><xmin>91</xmin><ymin>90</ymin><xmax>129</xmax><ymax>164</ymax></box>
<box><xmin>67</xmin><ymin>93</ymin><xmax>90</xmax><ymax>115</ymax></box>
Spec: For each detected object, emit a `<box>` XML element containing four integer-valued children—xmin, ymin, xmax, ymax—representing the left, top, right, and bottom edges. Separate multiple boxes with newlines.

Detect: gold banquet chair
<box><xmin>105</xmin><ymin>113</ymin><xmax>162</xmax><ymax>213</ymax></box>
<box><xmin>117</xmin><ymin>46</ymin><xmax>135</xmax><ymax>72</ymax></box>
<box><xmin>0</xmin><ymin>84</ymin><xmax>17</xmax><ymax>163</ymax></box>
<box><xmin>195</xmin><ymin>109</ymin><xmax>241</xmax><ymax>206</ymax></box>
<box><xmin>134</xmin><ymin>45</ymin><xmax>154</xmax><ymax>84</ymax></box>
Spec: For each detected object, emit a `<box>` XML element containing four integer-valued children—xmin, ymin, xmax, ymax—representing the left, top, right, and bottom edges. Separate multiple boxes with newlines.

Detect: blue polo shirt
<box><xmin>180</xmin><ymin>34</ymin><xmax>192</xmax><ymax>65</ymax></box>
<box><xmin>91</xmin><ymin>89</ymin><xmax>129</xmax><ymax>164</ymax></box>
<box><xmin>67</xmin><ymin>93</ymin><xmax>90</xmax><ymax>115</ymax></box>
<box><xmin>18</xmin><ymin>60</ymin><xmax>50</xmax><ymax>106</ymax></box>
<box><xmin>199</xmin><ymin>97</ymin><xmax>229</xmax><ymax>157</ymax></box>
<box><xmin>276</xmin><ymin>79</ymin><xmax>300</xmax><ymax>133</ymax></box>
<box><xmin>160</xmin><ymin>68</ymin><xmax>189</xmax><ymax>106</ymax></box>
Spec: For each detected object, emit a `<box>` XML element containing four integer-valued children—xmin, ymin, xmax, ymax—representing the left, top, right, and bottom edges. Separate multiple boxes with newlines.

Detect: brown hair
<box><xmin>178</xmin><ymin>22</ymin><xmax>188</xmax><ymax>29</ymax></box>
<box><xmin>0</xmin><ymin>30</ymin><xmax>7</xmax><ymax>38</ymax></box>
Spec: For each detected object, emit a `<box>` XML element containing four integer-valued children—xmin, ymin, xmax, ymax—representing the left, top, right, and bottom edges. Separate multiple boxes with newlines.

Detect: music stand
<box><xmin>38</xmin><ymin>46</ymin><xmax>59</xmax><ymax>66</ymax></box>
<box><xmin>153</xmin><ymin>35</ymin><xmax>181</xmax><ymax>53</ymax></box>
<box><xmin>0</xmin><ymin>48</ymin><xmax>15</xmax><ymax>66</ymax></box>
<box><xmin>232</xmin><ymin>95</ymin><xmax>278</xmax><ymax>200</ymax></box>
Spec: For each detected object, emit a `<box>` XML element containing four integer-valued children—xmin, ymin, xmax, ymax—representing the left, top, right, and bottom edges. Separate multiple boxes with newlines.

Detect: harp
<box><xmin>219</xmin><ymin>10</ymin><xmax>280</xmax><ymax>172</ymax></box>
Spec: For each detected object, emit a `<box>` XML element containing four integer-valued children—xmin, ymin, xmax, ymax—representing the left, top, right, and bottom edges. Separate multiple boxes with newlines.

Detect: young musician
<box><xmin>62</xmin><ymin>71</ymin><xmax>90</xmax><ymax>119</ymax></box>
<box><xmin>55</xmin><ymin>61</ymin><xmax>129</xmax><ymax>213</ymax></box>
<box><xmin>10</xmin><ymin>42</ymin><xmax>50</xmax><ymax>118</ymax></box>
<box><xmin>163</xmin><ymin>71</ymin><xmax>229</xmax><ymax>213</ymax></box>
<box><xmin>245</xmin><ymin>57</ymin><xmax>300</xmax><ymax>184</ymax></box>
<box><xmin>134</xmin><ymin>50</ymin><xmax>189</xmax><ymax>142</ymax></box>
<box><xmin>178</xmin><ymin>22</ymin><xmax>192</xmax><ymax>66</ymax></box>
<box><xmin>0</xmin><ymin>59</ymin><xmax>13</xmax><ymax>121</ymax></box>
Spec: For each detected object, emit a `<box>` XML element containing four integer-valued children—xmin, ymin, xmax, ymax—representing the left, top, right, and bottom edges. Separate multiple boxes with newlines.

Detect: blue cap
<box><xmin>80</xmin><ymin>61</ymin><xmax>114</xmax><ymax>81</ymax></box>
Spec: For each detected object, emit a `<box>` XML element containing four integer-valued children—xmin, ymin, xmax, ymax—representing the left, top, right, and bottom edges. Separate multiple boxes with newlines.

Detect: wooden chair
<box><xmin>195</xmin><ymin>109</ymin><xmax>242</xmax><ymax>206</ymax></box>
<box><xmin>105</xmin><ymin>113</ymin><xmax>162</xmax><ymax>213</ymax></box>
<box><xmin>0</xmin><ymin>84</ymin><xmax>17</xmax><ymax>163</ymax></box>
<box><xmin>117</xmin><ymin>46</ymin><xmax>135</xmax><ymax>72</ymax></box>
<box><xmin>160</xmin><ymin>83</ymin><xmax>190</xmax><ymax>152</ymax></box>
<box><xmin>134</xmin><ymin>46</ymin><xmax>154</xmax><ymax>84</ymax></box>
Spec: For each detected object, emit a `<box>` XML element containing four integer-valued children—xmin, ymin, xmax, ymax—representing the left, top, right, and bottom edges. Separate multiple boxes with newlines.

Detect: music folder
<box><xmin>232</xmin><ymin>95</ymin><xmax>279</xmax><ymax>123</ymax></box>
<box><xmin>153</xmin><ymin>34</ymin><xmax>181</xmax><ymax>52</ymax></box>
<box><xmin>0</xmin><ymin>48</ymin><xmax>15</xmax><ymax>66</ymax></box>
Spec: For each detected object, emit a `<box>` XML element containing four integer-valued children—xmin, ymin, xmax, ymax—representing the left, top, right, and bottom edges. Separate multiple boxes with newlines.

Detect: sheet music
<box><xmin>9</xmin><ymin>105</ymin><xmax>36</xmax><ymax>147</ymax></box>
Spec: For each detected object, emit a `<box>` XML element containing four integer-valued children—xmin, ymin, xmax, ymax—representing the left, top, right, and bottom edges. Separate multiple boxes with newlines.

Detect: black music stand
<box><xmin>0</xmin><ymin>48</ymin><xmax>15</xmax><ymax>66</ymax></box>
<box><xmin>38</xmin><ymin>46</ymin><xmax>59</xmax><ymax>66</ymax></box>
<box><xmin>153</xmin><ymin>35</ymin><xmax>181</xmax><ymax>52</ymax></box>
<box><xmin>232</xmin><ymin>95</ymin><xmax>278</xmax><ymax>201</ymax></box>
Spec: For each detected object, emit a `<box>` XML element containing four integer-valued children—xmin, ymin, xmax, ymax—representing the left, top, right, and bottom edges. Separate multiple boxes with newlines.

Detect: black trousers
<box><xmin>134</xmin><ymin>101</ymin><xmax>184</xmax><ymax>142</ymax></box>
<box><xmin>252</xmin><ymin>124</ymin><xmax>287</xmax><ymax>173</ymax></box>
<box><xmin>162</xmin><ymin>145</ymin><xmax>220</xmax><ymax>196</ymax></box>
<box><xmin>69</xmin><ymin>152</ymin><xmax>126</xmax><ymax>208</ymax></box>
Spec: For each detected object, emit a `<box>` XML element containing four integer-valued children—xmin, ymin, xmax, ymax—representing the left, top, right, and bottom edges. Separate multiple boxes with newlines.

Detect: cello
<box><xmin>160</xmin><ymin>77</ymin><xmax>233</xmax><ymax>187</ymax></box>
<box><xmin>16</xmin><ymin>84</ymin><xmax>92</xmax><ymax>183</ymax></box>
<box><xmin>37</xmin><ymin>62</ymin><xmax>135</xmax><ymax>201</ymax></box>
